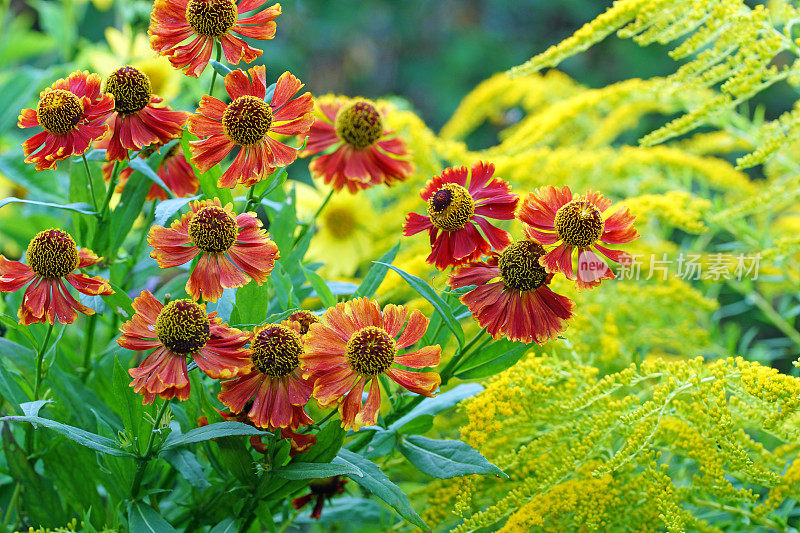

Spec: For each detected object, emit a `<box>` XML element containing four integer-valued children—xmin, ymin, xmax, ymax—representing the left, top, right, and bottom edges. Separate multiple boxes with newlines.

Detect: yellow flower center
<box><xmin>36</xmin><ymin>89</ymin><xmax>84</xmax><ymax>135</ymax></box>
<box><xmin>323</xmin><ymin>205</ymin><xmax>358</xmax><ymax>240</ymax></box>
<box><xmin>222</xmin><ymin>95</ymin><xmax>273</xmax><ymax>146</ymax></box>
<box><xmin>26</xmin><ymin>229</ymin><xmax>79</xmax><ymax>279</ymax></box>
<box><xmin>156</xmin><ymin>299</ymin><xmax>211</xmax><ymax>354</ymax></box>
<box><xmin>186</xmin><ymin>0</ymin><xmax>238</xmax><ymax>38</ymax></box>
<box><xmin>498</xmin><ymin>240</ymin><xmax>548</xmax><ymax>292</ymax></box>
<box><xmin>188</xmin><ymin>205</ymin><xmax>238</xmax><ymax>253</ymax></box>
<box><xmin>334</xmin><ymin>100</ymin><xmax>383</xmax><ymax>149</ymax></box>
<box><xmin>346</xmin><ymin>326</ymin><xmax>396</xmax><ymax>376</ymax></box>
<box><xmin>427</xmin><ymin>183</ymin><xmax>475</xmax><ymax>231</ymax></box>
<box><xmin>104</xmin><ymin>66</ymin><xmax>152</xmax><ymax>115</ymax></box>
<box><xmin>251</xmin><ymin>324</ymin><xmax>303</xmax><ymax>377</ymax></box>
<box><xmin>287</xmin><ymin>310</ymin><xmax>320</xmax><ymax>335</ymax></box>
<box><xmin>554</xmin><ymin>200</ymin><xmax>604</xmax><ymax>248</ymax></box>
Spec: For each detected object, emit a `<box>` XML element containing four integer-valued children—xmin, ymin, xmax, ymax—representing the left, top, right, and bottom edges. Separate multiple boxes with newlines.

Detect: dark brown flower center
<box><xmin>287</xmin><ymin>311</ymin><xmax>320</xmax><ymax>335</ymax></box>
<box><xmin>104</xmin><ymin>66</ymin><xmax>151</xmax><ymax>115</ymax></box>
<box><xmin>26</xmin><ymin>229</ymin><xmax>79</xmax><ymax>278</ymax></box>
<box><xmin>251</xmin><ymin>325</ymin><xmax>303</xmax><ymax>377</ymax></box>
<box><xmin>427</xmin><ymin>183</ymin><xmax>475</xmax><ymax>231</ymax></box>
<box><xmin>186</xmin><ymin>0</ymin><xmax>238</xmax><ymax>38</ymax></box>
<box><xmin>554</xmin><ymin>200</ymin><xmax>604</xmax><ymax>248</ymax></box>
<box><xmin>222</xmin><ymin>95</ymin><xmax>273</xmax><ymax>146</ymax></box>
<box><xmin>346</xmin><ymin>326</ymin><xmax>395</xmax><ymax>376</ymax></box>
<box><xmin>36</xmin><ymin>90</ymin><xmax>84</xmax><ymax>135</ymax></box>
<box><xmin>188</xmin><ymin>206</ymin><xmax>238</xmax><ymax>253</ymax></box>
<box><xmin>156</xmin><ymin>299</ymin><xmax>211</xmax><ymax>354</ymax></box>
<box><xmin>334</xmin><ymin>100</ymin><xmax>383</xmax><ymax>149</ymax></box>
<box><xmin>498</xmin><ymin>240</ymin><xmax>548</xmax><ymax>292</ymax></box>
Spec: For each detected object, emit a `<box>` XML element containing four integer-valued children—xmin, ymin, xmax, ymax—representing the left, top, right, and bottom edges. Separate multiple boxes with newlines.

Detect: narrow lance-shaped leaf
<box><xmin>0</xmin><ymin>415</ymin><xmax>132</xmax><ymax>457</ymax></box>
<box><xmin>397</xmin><ymin>435</ymin><xmax>507</xmax><ymax>480</ymax></box>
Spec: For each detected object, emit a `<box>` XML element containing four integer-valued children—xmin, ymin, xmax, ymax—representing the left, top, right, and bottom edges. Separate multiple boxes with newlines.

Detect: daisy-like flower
<box><xmin>286</xmin><ymin>310</ymin><xmax>320</xmax><ymax>335</ymax></box>
<box><xmin>218</xmin><ymin>322</ymin><xmax>314</xmax><ymax>430</ymax></box>
<box><xmin>18</xmin><ymin>71</ymin><xmax>115</xmax><ymax>171</ymax></box>
<box><xmin>101</xmin><ymin>144</ymin><xmax>199</xmax><ymax>201</ymax></box>
<box><xmin>301</xmin><ymin>298</ymin><xmax>441</xmax><ymax>431</ymax></box>
<box><xmin>300</xmin><ymin>96</ymin><xmax>413</xmax><ymax>193</ymax></box>
<box><xmin>120</xmin><ymin>290</ymin><xmax>251</xmax><ymax>404</ymax></box>
<box><xmin>518</xmin><ymin>186</ymin><xmax>639</xmax><ymax>290</ymax></box>
<box><xmin>95</xmin><ymin>65</ymin><xmax>189</xmax><ymax>162</ymax></box>
<box><xmin>403</xmin><ymin>161</ymin><xmax>518</xmax><ymax>270</ymax></box>
<box><xmin>148</xmin><ymin>198</ymin><xmax>279</xmax><ymax>302</ymax></box>
<box><xmin>0</xmin><ymin>229</ymin><xmax>113</xmax><ymax>325</ymax></box>
<box><xmin>449</xmin><ymin>239</ymin><xmax>575</xmax><ymax>344</ymax></box>
<box><xmin>188</xmin><ymin>66</ymin><xmax>314</xmax><ymax>188</ymax></box>
<box><xmin>149</xmin><ymin>0</ymin><xmax>281</xmax><ymax>78</ymax></box>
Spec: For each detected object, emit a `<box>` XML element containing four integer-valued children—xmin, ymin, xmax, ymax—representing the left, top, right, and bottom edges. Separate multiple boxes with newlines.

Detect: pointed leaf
<box><xmin>397</xmin><ymin>436</ymin><xmax>506</xmax><ymax>479</ymax></box>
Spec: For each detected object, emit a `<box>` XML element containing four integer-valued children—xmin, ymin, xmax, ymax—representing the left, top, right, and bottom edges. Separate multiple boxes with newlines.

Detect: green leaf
<box><xmin>109</xmin><ymin>170</ymin><xmax>150</xmax><ymax>252</ymax></box>
<box><xmin>0</xmin><ymin>415</ymin><xmax>132</xmax><ymax>456</ymax></box>
<box><xmin>129</xmin><ymin>502</ymin><xmax>178</xmax><ymax>533</ymax></box>
<box><xmin>180</xmin><ymin>131</ymin><xmax>233</xmax><ymax>204</ymax></box>
<box><xmin>302</xmin><ymin>265</ymin><xmax>337</xmax><ymax>308</ymax></box>
<box><xmin>210</xmin><ymin>518</ymin><xmax>238</xmax><ymax>533</ymax></box>
<box><xmin>103</xmin><ymin>282</ymin><xmax>134</xmax><ymax>319</ymax></box>
<box><xmin>375</xmin><ymin>262</ymin><xmax>464</xmax><ymax>347</ymax></box>
<box><xmin>270</xmin><ymin>262</ymin><xmax>298</xmax><ymax>309</ymax></box>
<box><xmin>397</xmin><ymin>415</ymin><xmax>434</xmax><ymax>435</ymax></box>
<box><xmin>387</xmin><ymin>383</ymin><xmax>483</xmax><ymax>431</ymax></box>
<box><xmin>0</xmin><ymin>313</ymin><xmax>37</xmax><ymax>348</ymax></box>
<box><xmin>454</xmin><ymin>340</ymin><xmax>529</xmax><ymax>379</ymax></box>
<box><xmin>336</xmin><ymin>448</ymin><xmax>428</xmax><ymax>530</ymax></box>
<box><xmin>210</xmin><ymin>59</ymin><xmax>232</xmax><ymax>76</ymax></box>
<box><xmin>154</xmin><ymin>195</ymin><xmax>200</xmax><ymax>227</ymax></box>
<box><xmin>397</xmin><ymin>436</ymin><xmax>506</xmax><ymax>479</ymax></box>
<box><xmin>127</xmin><ymin>158</ymin><xmax>175</xmax><ymax>199</ymax></box>
<box><xmin>234</xmin><ymin>279</ymin><xmax>270</xmax><ymax>326</ymax></box>
<box><xmin>113</xmin><ymin>356</ymin><xmax>144</xmax><ymax>455</ymax></box>
<box><xmin>0</xmin><ymin>363</ymin><xmax>29</xmax><ymax>410</ymax></box>
<box><xmin>271</xmin><ymin>460</ymin><xmax>363</xmax><ymax>480</ymax></box>
<box><xmin>0</xmin><ymin>196</ymin><xmax>96</xmax><ymax>215</ymax></box>
<box><xmin>161</xmin><ymin>421</ymin><xmax>265</xmax><ymax>451</ymax></box>
<box><xmin>2</xmin><ymin>424</ymin><xmax>67</xmax><ymax>526</ymax></box>
<box><xmin>355</xmin><ymin>243</ymin><xmax>400</xmax><ymax>298</ymax></box>
<box><xmin>163</xmin><ymin>447</ymin><xmax>211</xmax><ymax>490</ymax></box>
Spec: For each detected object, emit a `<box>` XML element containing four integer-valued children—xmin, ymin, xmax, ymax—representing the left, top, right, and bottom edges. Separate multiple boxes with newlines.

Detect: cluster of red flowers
<box><xmin>404</xmin><ymin>162</ymin><xmax>639</xmax><ymax>344</ymax></box>
<box><xmin>120</xmin><ymin>299</ymin><xmax>441</xmax><ymax>434</ymax></box>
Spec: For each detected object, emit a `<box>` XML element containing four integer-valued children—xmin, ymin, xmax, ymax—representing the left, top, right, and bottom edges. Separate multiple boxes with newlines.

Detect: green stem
<box><xmin>276</xmin><ymin>509</ymin><xmax>300</xmax><ymax>533</ymax></box>
<box><xmin>81</xmin><ymin>154</ymin><xmax>98</xmax><ymax>212</ymax></box>
<box><xmin>691</xmin><ymin>499</ymin><xmax>785</xmax><ymax>532</ymax></box>
<box><xmin>730</xmin><ymin>281</ymin><xmax>800</xmax><ymax>348</ymax></box>
<box><xmin>26</xmin><ymin>322</ymin><xmax>55</xmax><ymax>453</ymax></box>
<box><xmin>439</xmin><ymin>329</ymin><xmax>488</xmax><ymax>385</ymax></box>
<box><xmin>1</xmin><ymin>482</ymin><xmax>20</xmax><ymax>528</ymax></box>
<box><xmin>244</xmin><ymin>184</ymin><xmax>257</xmax><ymax>212</ymax></box>
<box><xmin>33</xmin><ymin>323</ymin><xmax>55</xmax><ymax>401</ymax></box>
<box><xmin>79</xmin><ymin>314</ymin><xmax>98</xmax><ymax>382</ymax></box>
<box><xmin>209</xmin><ymin>41</ymin><xmax>222</xmax><ymax>96</ymax></box>
<box><xmin>300</xmin><ymin>409</ymin><xmax>337</xmax><ymax>434</ymax></box>
<box><xmin>98</xmin><ymin>160</ymin><xmax>121</xmax><ymax>224</ymax></box>
<box><xmin>131</xmin><ymin>399</ymin><xmax>171</xmax><ymax>499</ymax></box>
<box><xmin>294</xmin><ymin>188</ymin><xmax>334</xmax><ymax>246</ymax></box>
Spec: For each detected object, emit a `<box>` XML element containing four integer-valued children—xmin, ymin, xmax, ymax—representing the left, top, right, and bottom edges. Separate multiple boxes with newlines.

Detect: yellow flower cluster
<box><xmin>623</xmin><ymin>191</ymin><xmax>710</xmax><ymax>234</ymax></box>
<box><xmin>425</xmin><ymin>354</ymin><xmax>800</xmax><ymax>531</ymax></box>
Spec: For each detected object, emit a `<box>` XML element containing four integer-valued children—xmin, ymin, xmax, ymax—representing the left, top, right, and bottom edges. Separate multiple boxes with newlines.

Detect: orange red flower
<box><xmin>301</xmin><ymin>96</ymin><xmax>413</xmax><ymax>193</ymax></box>
<box><xmin>301</xmin><ymin>298</ymin><xmax>441</xmax><ymax>431</ymax></box>
<box><xmin>218</xmin><ymin>322</ymin><xmax>314</xmax><ymax>430</ymax></box>
<box><xmin>518</xmin><ymin>186</ymin><xmax>639</xmax><ymax>290</ymax></box>
<box><xmin>120</xmin><ymin>290</ymin><xmax>251</xmax><ymax>404</ymax></box>
<box><xmin>101</xmin><ymin>144</ymin><xmax>199</xmax><ymax>201</ymax></box>
<box><xmin>403</xmin><ymin>161</ymin><xmax>518</xmax><ymax>270</ymax></box>
<box><xmin>448</xmin><ymin>240</ymin><xmax>575</xmax><ymax>344</ymax></box>
<box><xmin>94</xmin><ymin>66</ymin><xmax>189</xmax><ymax>162</ymax></box>
<box><xmin>0</xmin><ymin>229</ymin><xmax>113</xmax><ymax>325</ymax></box>
<box><xmin>188</xmin><ymin>66</ymin><xmax>314</xmax><ymax>188</ymax></box>
<box><xmin>149</xmin><ymin>0</ymin><xmax>281</xmax><ymax>77</ymax></box>
<box><xmin>18</xmin><ymin>71</ymin><xmax>115</xmax><ymax>171</ymax></box>
<box><xmin>148</xmin><ymin>198</ymin><xmax>279</xmax><ymax>302</ymax></box>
